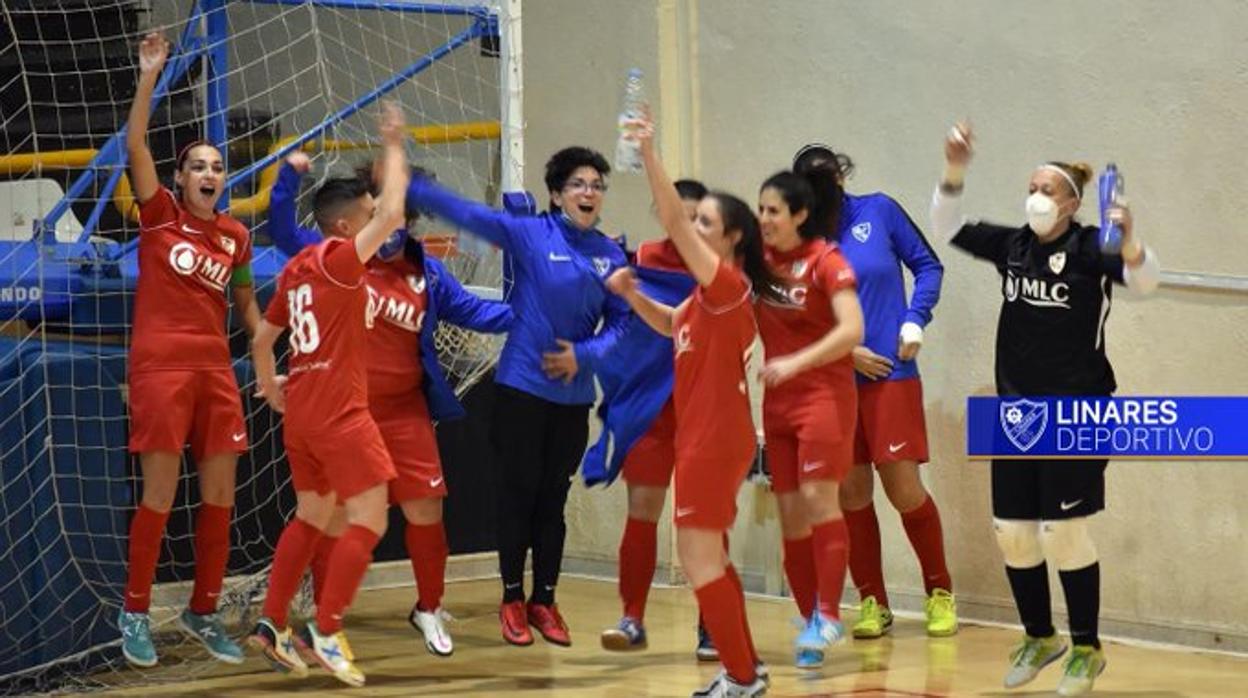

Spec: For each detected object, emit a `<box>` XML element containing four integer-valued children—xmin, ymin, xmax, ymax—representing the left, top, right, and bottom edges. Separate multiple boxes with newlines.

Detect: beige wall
<box><xmin>523</xmin><ymin>1</ymin><xmax>1248</xmax><ymax>649</ymax></box>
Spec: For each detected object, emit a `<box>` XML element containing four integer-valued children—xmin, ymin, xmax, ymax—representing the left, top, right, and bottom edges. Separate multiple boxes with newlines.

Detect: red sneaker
<box><xmin>499</xmin><ymin>601</ymin><xmax>533</xmax><ymax>646</ymax></box>
<box><xmin>526</xmin><ymin>602</ymin><xmax>571</xmax><ymax>647</ymax></box>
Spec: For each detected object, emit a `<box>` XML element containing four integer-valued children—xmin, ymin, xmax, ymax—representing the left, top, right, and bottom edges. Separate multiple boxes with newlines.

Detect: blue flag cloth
<box><xmin>582</xmin><ymin>263</ymin><xmax>696</xmax><ymax>486</ymax></box>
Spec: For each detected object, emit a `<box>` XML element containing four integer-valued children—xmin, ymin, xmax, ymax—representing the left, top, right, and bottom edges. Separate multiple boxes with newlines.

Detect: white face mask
<box><xmin>1025</xmin><ymin>192</ymin><xmax>1061</xmax><ymax>236</ymax></box>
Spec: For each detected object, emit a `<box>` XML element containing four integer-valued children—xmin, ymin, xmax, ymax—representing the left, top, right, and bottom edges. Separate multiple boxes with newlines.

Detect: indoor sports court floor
<box><xmin>103</xmin><ymin>577</ymin><xmax>1245</xmax><ymax>697</ymax></box>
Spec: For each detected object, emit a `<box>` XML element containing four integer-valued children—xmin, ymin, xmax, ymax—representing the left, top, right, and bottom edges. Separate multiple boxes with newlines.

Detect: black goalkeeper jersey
<box><xmin>952</xmin><ymin>220</ymin><xmax>1126</xmax><ymax>397</ymax></box>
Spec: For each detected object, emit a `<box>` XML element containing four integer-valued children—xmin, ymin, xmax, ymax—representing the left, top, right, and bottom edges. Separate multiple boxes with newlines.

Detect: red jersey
<box><xmin>364</xmin><ymin>256</ymin><xmax>427</xmax><ymax>403</ymax></box>
<box><xmin>635</xmin><ymin>238</ymin><xmax>687</xmax><ymax>272</ymax></box>
<box><xmin>672</xmin><ymin>262</ymin><xmax>758</xmax><ymax>466</ymax></box>
<box><xmin>265</xmin><ymin>238</ymin><xmax>369</xmax><ymax>434</ymax></box>
<box><xmin>757</xmin><ymin>238</ymin><xmax>857</xmax><ymax>417</ymax></box>
<box><xmin>130</xmin><ymin>187</ymin><xmax>251</xmax><ymax>372</ymax></box>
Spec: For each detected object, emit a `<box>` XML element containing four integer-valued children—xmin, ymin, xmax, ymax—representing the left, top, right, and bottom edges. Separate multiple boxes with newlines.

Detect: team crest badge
<box><xmin>1048</xmin><ymin>251</ymin><xmax>1066</xmax><ymax>275</ymax></box>
<box><xmin>791</xmin><ymin>259</ymin><xmax>808</xmax><ymax>277</ymax></box>
<box><xmin>407</xmin><ymin>274</ymin><xmax>427</xmax><ymax>294</ymax></box>
<box><xmin>593</xmin><ymin>256</ymin><xmax>611</xmax><ymax>277</ymax></box>
<box><xmin>999</xmin><ymin>398</ymin><xmax>1048</xmax><ymax>453</ymax></box>
<box><xmin>851</xmin><ymin>222</ymin><xmax>871</xmax><ymax>243</ymax></box>
<box><xmin>219</xmin><ymin>236</ymin><xmax>236</xmax><ymax>255</ymax></box>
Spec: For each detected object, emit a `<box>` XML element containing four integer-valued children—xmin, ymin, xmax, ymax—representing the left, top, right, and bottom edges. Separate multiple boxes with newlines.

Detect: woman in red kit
<box><xmin>606</xmin><ymin>115</ymin><xmax>784</xmax><ymax>698</ymax></box>
<box><xmin>755</xmin><ymin>171</ymin><xmax>864</xmax><ymax>670</ymax></box>
<box><xmin>117</xmin><ymin>33</ymin><xmax>260</xmax><ymax>668</ymax></box>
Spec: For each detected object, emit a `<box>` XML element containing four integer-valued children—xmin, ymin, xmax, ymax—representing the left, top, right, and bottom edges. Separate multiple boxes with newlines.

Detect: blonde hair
<box><xmin>1044</xmin><ymin>161</ymin><xmax>1094</xmax><ymax>199</ymax></box>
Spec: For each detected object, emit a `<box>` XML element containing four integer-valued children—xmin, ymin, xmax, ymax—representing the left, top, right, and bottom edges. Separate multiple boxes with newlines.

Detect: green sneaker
<box><xmin>1004</xmin><ymin>634</ymin><xmax>1067</xmax><ymax>688</ymax></box>
<box><xmin>851</xmin><ymin>596</ymin><xmax>894</xmax><ymax>639</ymax></box>
<box><xmin>925</xmin><ymin>589</ymin><xmax>958</xmax><ymax>637</ymax></box>
<box><xmin>1057</xmin><ymin>645</ymin><xmax>1107</xmax><ymax>696</ymax></box>
<box><xmin>178</xmin><ymin>608</ymin><xmax>244</xmax><ymax>664</ymax></box>
<box><xmin>118</xmin><ymin>609</ymin><xmax>158</xmax><ymax>668</ymax></box>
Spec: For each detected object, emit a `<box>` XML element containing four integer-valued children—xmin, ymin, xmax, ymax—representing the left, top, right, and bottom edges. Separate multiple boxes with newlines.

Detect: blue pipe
<box><xmin>204</xmin><ymin>0</ymin><xmax>231</xmax><ymax>207</ymax></box>
<box><xmin>81</xmin><ymin>166</ymin><xmax>127</xmax><ymax>242</ymax></box>
<box><xmin>245</xmin><ymin>0</ymin><xmax>491</xmax><ymax>19</ymax></box>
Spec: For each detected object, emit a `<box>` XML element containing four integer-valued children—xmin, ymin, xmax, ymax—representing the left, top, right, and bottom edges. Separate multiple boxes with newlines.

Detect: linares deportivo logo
<box><xmin>851</xmin><ymin>221</ymin><xmax>871</xmax><ymax>243</ymax></box>
<box><xmin>1000</xmin><ymin>398</ymin><xmax>1049</xmax><ymax>452</ymax></box>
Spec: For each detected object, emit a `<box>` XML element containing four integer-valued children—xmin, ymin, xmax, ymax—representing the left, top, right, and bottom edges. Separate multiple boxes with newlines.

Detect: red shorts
<box><xmin>853</xmin><ymin>377</ymin><xmax>930</xmax><ymax>466</ymax></box>
<box><xmin>128</xmin><ymin>368</ymin><xmax>247</xmax><ymax>460</ymax></box>
<box><xmin>764</xmin><ymin>396</ymin><xmax>855</xmax><ymax>494</ymax></box>
<box><xmin>673</xmin><ymin>447</ymin><xmax>752</xmax><ymax>530</ymax></box>
<box><xmin>371</xmin><ymin>395</ymin><xmax>445</xmax><ymax>503</ymax></box>
<box><xmin>285</xmin><ymin>410</ymin><xmax>396</xmax><ymax>500</ymax></box>
<box><xmin>620</xmin><ymin>399</ymin><xmax>676</xmax><ymax>487</ymax></box>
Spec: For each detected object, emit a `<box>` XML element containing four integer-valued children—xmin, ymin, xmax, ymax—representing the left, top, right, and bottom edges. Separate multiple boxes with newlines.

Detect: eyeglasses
<box><xmin>563</xmin><ymin>179</ymin><xmax>608</xmax><ymax>194</ymax></box>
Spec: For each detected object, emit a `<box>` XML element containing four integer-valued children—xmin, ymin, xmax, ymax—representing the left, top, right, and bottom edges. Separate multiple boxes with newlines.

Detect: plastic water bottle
<box><xmin>614</xmin><ymin>68</ymin><xmax>645</xmax><ymax>173</ymax></box>
<box><xmin>1098</xmin><ymin>163</ymin><xmax>1124</xmax><ymax>254</ymax></box>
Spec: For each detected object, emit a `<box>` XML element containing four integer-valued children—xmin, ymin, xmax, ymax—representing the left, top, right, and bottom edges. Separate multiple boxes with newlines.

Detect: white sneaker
<box><xmin>247</xmin><ymin>617</ymin><xmax>308</xmax><ymax>678</ymax></box>
<box><xmin>299</xmin><ymin>621</ymin><xmax>364</xmax><ymax>687</ymax></box>
<box><xmin>409</xmin><ymin>604</ymin><xmax>454</xmax><ymax>656</ymax></box>
<box><xmin>691</xmin><ymin>669</ymin><xmax>768</xmax><ymax>697</ymax></box>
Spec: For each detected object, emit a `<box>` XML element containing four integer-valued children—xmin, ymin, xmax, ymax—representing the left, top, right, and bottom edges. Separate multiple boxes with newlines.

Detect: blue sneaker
<box><xmin>696</xmin><ymin>622</ymin><xmax>719</xmax><ymax>661</ymax></box>
<box><xmin>118</xmin><ymin>609</ymin><xmax>158</xmax><ymax>668</ymax></box>
<box><xmin>178</xmin><ymin>608</ymin><xmax>244</xmax><ymax>664</ymax></box>
<box><xmin>600</xmin><ymin>616</ymin><xmax>647</xmax><ymax>651</ymax></box>
<box><xmin>794</xmin><ymin>613</ymin><xmax>845</xmax><ymax>669</ymax></box>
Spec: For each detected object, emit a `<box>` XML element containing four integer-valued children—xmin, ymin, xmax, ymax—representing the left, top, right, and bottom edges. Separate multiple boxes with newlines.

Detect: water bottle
<box><xmin>1098</xmin><ymin>163</ymin><xmax>1125</xmax><ymax>254</ymax></box>
<box><xmin>614</xmin><ymin>68</ymin><xmax>645</xmax><ymax>173</ymax></box>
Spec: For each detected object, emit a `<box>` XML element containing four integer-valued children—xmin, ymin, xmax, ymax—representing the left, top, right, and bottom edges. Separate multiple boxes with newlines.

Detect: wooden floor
<box><xmin>106</xmin><ymin>577</ymin><xmax>1244</xmax><ymax>697</ymax></box>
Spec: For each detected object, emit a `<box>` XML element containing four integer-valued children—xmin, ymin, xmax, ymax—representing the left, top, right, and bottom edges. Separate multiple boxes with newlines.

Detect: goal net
<box><xmin>0</xmin><ymin>0</ymin><xmax>518</xmax><ymax>692</ymax></box>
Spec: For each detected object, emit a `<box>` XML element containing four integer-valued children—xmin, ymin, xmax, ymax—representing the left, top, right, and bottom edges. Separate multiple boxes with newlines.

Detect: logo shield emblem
<box><xmin>999</xmin><ymin>398</ymin><xmax>1048</xmax><ymax>453</ymax></box>
<box><xmin>791</xmin><ymin>259</ymin><xmax>808</xmax><ymax>277</ymax></box>
<box><xmin>592</xmin><ymin>256</ymin><xmax>611</xmax><ymax>277</ymax></box>
<box><xmin>851</xmin><ymin>222</ymin><xmax>871</xmax><ymax>243</ymax></box>
<box><xmin>1048</xmin><ymin>251</ymin><xmax>1066</xmax><ymax>275</ymax></box>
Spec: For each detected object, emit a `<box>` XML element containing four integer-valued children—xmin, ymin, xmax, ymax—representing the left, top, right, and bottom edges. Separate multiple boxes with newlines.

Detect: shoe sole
<box><xmin>246</xmin><ymin>634</ymin><xmax>308</xmax><ymax>678</ymax></box>
<box><xmin>295</xmin><ymin>634</ymin><xmax>365</xmax><ymax>687</ymax></box>
<box><xmin>600</xmin><ymin>630</ymin><xmax>646</xmax><ymax>651</ymax></box>
<box><xmin>536</xmin><ymin>631</ymin><xmax>572</xmax><ymax>647</ymax></box>
<box><xmin>695</xmin><ymin>649</ymin><xmax>720</xmax><ymax>662</ymax></box>
<box><xmin>177</xmin><ymin>615</ymin><xmax>245</xmax><ymax>665</ymax></box>
<box><xmin>927</xmin><ymin>623</ymin><xmax>959</xmax><ymax>638</ymax></box>
<box><xmin>121</xmin><ymin>648</ymin><xmax>159</xmax><ymax>669</ymax></box>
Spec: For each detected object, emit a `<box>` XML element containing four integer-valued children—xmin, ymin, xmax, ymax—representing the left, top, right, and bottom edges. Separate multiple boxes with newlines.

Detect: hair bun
<box><xmin>1070</xmin><ymin>162</ymin><xmax>1095</xmax><ymax>189</ymax></box>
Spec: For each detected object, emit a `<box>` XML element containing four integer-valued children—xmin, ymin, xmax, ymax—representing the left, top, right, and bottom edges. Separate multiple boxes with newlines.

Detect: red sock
<box><xmin>316</xmin><ymin>525</ymin><xmax>380</xmax><ymax>634</ymax></box>
<box><xmin>124</xmin><ymin>505</ymin><xmax>171</xmax><ymax>612</ymax></box>
<box><xmin>618</xmin><ymin>518</ymin><xmax>658</xmax><ymax>621</ymax></box>
<box><xmin>845</xmin><ymin>503</ymin><xmax>890</xmax><ymax>607</ymax></box>
<box><xmin>782</xmin><ymin>536</ymin><xmax>817</xmax><ymax>620</ymax></box>
<box><xmin>901</xmin><ymin>496</ymin><xmax>952</xmax><ymax>595</ymax></box>
<box><xmin>405</xmin><ymin>522</ymin><xmax>448</xmax><ymax>611</ymax></box>
<box><xmin>262</xmin><ymin>518</ymin><xmax>322</xmax><ymax>628</ymax></box>
<box><xmin>189</xmin><ymin>503</ymin><xmax>232</xmax><ymax>614</ymax></box>
<box><xmin>310</xmin><ymin>534</ymin><xmax>339</xmax><ymax>607</ymax></box>
<box><xmin>811</xmin><ymin>517</ymin><xmax>850</xmax><ymax>620</ymax></box>
<box><xmin>694</xmin><ymin>575</ymin><xmax>757</xmax><ymax>685</ymax></box>
<box><xmin>723</xmin><ymin>564</ymin><xmax>758</xmax><ymax>665</ymax></box>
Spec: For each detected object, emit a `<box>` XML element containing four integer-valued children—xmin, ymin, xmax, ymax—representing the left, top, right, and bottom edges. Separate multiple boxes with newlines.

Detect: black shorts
<box><xmin>991</xmin><ymin>459</ymin><xmax>1107</xmax><ymax>520</ymax></box>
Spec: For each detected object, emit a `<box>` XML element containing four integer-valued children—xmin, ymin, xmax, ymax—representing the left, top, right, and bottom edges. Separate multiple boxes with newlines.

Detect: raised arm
<box><xmin>407</xmin><ymin>176</ymin><xmax>520</xmax><ymax>253</ymax></box>
<box><xmin>930</xmin><ymin>121</ymin><xmax>974</xmax><ymax>239</ymax></box>
<box><xmin>605</xmin><ymin>267</ymin><xmax>675</xmax><ymax>337</ymax></box>
<box><xmin>354</xmin><ymin>102</ymin><xmax>410</xmax><ymax>263</ymax></box>
<box><xmin>269</xmin><ymin>154</ymin><xmax>324</xmax><ymax>257</ymax></box>
<box><xmin>126</xmin><ymin>33</ymin><xmax>168</xmax><ymax>205</ymax></box>
<box><xmin>633</xmin><ymin>114</ymin><xmax>721</xmax><ymax>289</ymax></box>
<box><xmin>428</xmin><ymin>257</ymin><xmax>513</xmax><ymax>333</ymax></box>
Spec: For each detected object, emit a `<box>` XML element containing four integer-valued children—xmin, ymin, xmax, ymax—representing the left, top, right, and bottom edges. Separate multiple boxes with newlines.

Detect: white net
<box><xmin>0</xmin><ymin>0</ymin><xmax>514</xmax><ymax>692</ymax></box>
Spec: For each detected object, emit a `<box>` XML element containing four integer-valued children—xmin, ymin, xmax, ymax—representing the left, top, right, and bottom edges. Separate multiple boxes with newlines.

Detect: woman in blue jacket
<box><xmin>407</xmin><ymin>146</ymin><xmax>629</xmax><ymax>647</ymax></box>
<box><xmin>268</xmin><ymin>152</ymin><xmax>511</xmax><ymax>655</ymax></box>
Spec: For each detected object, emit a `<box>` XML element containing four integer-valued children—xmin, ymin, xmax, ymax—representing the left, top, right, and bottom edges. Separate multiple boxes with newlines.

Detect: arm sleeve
<box><xmin>888</xmin><ymin>197</ymin><xmax>944</xmax><ymax>327</ymax></box>
<box><xmin>430</xmin><ymin>260</ymin><xmax>514</xmax><ymax>333</ymax></box>
<box><xmin>573</xmin><ymin>286</ymin><xmax>632</xmax><ymax>372</ymax></box>
<box><xmin>814</xmin><ymin>250</ymin><xmax>857</xmax><ymax>294</ymax></box>
<box><xmin>230</xmin><ymin>223</ymin><xmax>254</xmax><ymax>286</ymax></box>
<box><xmin>408</xmin><ymin>176</ymin><xmax>523</xmax><ymax>253</ymax></box>
<box><xmin>137</xmin><ymin>187</ymin><xmax>178</xmax><ymax>232</ymax></box>
<box><xmin>700</xmin><ymin>261</ymin><xmax>751</xmax><ymax>312</ymax></box>
<box><xmin>264</xmin><ymin>277</ymin><xmax>289</xmax><ymax>327</ymax></box>
<box><xmin>1121</xmin><ymin>245</ymin><xmax>1161</xmax><ymax>294</ymax></box>
<box><xmin>268</xmin><ymin>162</ymin><xmax>324</xmax><ymax>257</ymax></box>
<box><xmin>321</xmin><ymin>238</ymin><xmax>366</xmax><ymax>286</ymax></box>
<box><xmin>950</xmin><ymin>220</ymin><xmax>1014</xmax><ymax>267</ymax></box>
<box><xmin>929</xmin><ymin>185</ymin><xmax>966</xmax><ymax>239</ymax></box>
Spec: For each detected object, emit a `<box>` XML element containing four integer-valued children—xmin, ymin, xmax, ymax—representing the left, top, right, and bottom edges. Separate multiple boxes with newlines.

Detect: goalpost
<box><xmin>0</xmin><ymin>0</ymin><xmax>522</xmax><ymax>692</ymax></box>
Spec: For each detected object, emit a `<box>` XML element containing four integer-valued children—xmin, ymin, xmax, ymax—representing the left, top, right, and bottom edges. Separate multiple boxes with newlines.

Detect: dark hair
<box><xmin>708</xmin><ymin>192</ymin><xmax>788</xmax><ymax>304</ymax></box>
<box><xmin>1044</xmin><ymin>161</ymin><xmax>1094</xmax><ymax>199</ymax></box>
<box><xmin>175</xmin><ymin>140</ymin><xmax>219</xmax><ymax>171</ymax></box>
<box><xmin>353</xmin><ymin>160</ymin><xmax>434</xmax><ymax>225</ymax></box>
<box><xmin>792</xmin><ymin>143</ymin><xmax>855</xmax><ymax>180</ymax></box>
<box><xmin>760</xmin><ymin>170</ymin><xmax>827</xmax><ymax>240</ymax></box>
<box><xmin>543</xmin><ymin>146</ymin><xmax>610</xmax><ymax>210</ymax></box>
<box><xmin>312</xmin><ymin>176</ymin><xmax>372</xmax><ymax>233</ymax></box>
<box><xmin>792</xmin><ymin>145</ymin><xmax>851</xmax><ymax>239</ymax></box>
<box><xmin>674</xmin><ymin>178</ymin><xmax>708</xmax><ymax>201</ymax></box>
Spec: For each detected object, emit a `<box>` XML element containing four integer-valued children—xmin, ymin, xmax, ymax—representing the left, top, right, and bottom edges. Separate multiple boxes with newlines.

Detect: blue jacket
<box><xmin>582</xmin><ymin>262</ymin><xmax>695</xmax><ymax>486</ymax></box>
<box><xmin>836</xmin><ymin>192</ymin><xmax>944</xmax><ymax>382</ymax></box>
<box><xmin>268</xmin><ymin>163</ymin><xmax>512</xmax><ymax>421</ymax></box>
<box><xmin>407</xmin><ymin>176</ymin><xmax>630</xmax><ymax>406</ymax></box>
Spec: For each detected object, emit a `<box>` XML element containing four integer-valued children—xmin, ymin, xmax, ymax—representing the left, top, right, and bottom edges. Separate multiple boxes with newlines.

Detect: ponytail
<box><xmin>792</xmin><ymin>144</ymin><xmax>852</xmax><ymax>239</ymax></box>
<box><xmin>709</xmin><ymin>192</ymin><xmax>789</xmax><ymax>304</ymax></box>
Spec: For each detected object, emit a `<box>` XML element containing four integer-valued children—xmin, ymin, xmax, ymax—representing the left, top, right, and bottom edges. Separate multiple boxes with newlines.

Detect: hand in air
<box><xmin>378</xmin><ymin>100</ymin><xmax>406</xmax><ymax>146</ymax></box>
<box><xmin>944</xmin><ymin>121</ymin><xmax>974</xmax><ymax>166</ymax></box>
<box><xmin>137</xmin><ymin>33</ymin><xmax>169</xmax><ymax>76</ymax></box>
<box><xmin>286</xmin><ymin>151</ymin><xmax>312</xmax><ymax>174</ymax></box>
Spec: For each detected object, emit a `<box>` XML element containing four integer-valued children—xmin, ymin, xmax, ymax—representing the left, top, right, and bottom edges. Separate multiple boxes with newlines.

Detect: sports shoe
<box><xmin>526</xmin><ymin>601</ymin><xmax>571</xmax><ymax>646</ymax></box>
<box><xmin>1056</xmin><ymin>645</ymin><xmax>1107</xmax><ymax>696</ymax></box>
<box><xmin>925</xmin><ymin>589</ymin><xmax>958</xmax><ymax>637</ymax></box>
<box><xmin>409</xmin><ymin>604</ymin><xmax>454</xmax><ymax>656</ymax></box>
<box><xmin>118</xmin><ymin>609</ymin><xmax>158</xmax><ymax>668</ymax></box>
<box><xmin>1003</xmin><ymin>633</ymin><xmax>1067</xmax><ymax>688</ymax></box>
<box><xmin>178</xmin><ymin>609</ymin><xmax>243</xmax><ymax>664</ymax></box>
<box><xmin>248</xmin><ymin>617</ymin><xmax>308</xmax><ymax>678</ymax></box>
<box><xmin>852</xmin><ymin>596</ymin><xmax>894</xmax><ymax>639</ymax></box>
<box><xmin>690</xmin><ymin>669</ymin><xmax>768</xmax><ymax>697</ymax></box>
<box><xmin>299</xmin><ymin>620</ymin><xmax>364</xmax><ymax>687</ymax></box>
<box><xmin>695</xmin><ymin>622</ymin><xmax>719</xmax><ymax>661</ymax></box>
<box><xmin>499</xmin><ymin>600</ymin><xmax>533</xmax><ymax>646</ymax></box>
<box><xmin>601</xmin><ymin>616</ymin><xmax>647</xmax><ymax>651</ymax></box>
<box><xmin>794</xmin><ymin>612</ymin><xmax>845</xmax><ymax>669</ymax></box>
